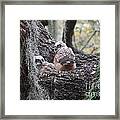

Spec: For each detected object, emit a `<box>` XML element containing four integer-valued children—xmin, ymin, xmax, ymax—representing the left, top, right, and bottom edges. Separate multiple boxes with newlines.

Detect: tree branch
<box><xmin>81</xmin><ymin>30</ymin><xmax>97</xmax><ymax>51</ymax></box>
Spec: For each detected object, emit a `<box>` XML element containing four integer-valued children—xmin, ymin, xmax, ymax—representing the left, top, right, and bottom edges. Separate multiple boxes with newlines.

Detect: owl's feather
<box><xmin>54</xmin><ymin>47</ymin><xmax>76</xmax><ymax>71</ymax></box>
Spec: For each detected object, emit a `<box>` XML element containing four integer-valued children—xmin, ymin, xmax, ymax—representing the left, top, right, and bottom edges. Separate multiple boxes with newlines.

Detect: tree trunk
<box><xmin>20</xmin><ymin>20</ymin><xmax>55</xmax><ymax>100</ymax></box>
<box><xmin>62</xmin><ymin>20</ymin><xmax>77</xmax><ymax>51</ymax></box>
<box><xmin>48</xmin><ymin>20</ymin><xmax>57</xmax><ymax>41</ymax></box>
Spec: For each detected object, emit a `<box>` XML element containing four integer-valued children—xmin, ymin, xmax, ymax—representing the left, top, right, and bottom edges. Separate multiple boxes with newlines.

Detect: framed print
<box><xmin>0</xmin><ymin>0</ymin><xmax>119</xmax><ymax>119</ymax></box>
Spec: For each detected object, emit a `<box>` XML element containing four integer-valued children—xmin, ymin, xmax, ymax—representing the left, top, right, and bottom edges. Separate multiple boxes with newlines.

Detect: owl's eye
<box><xmin>41</xmin><ymin>59</ymin><xmax>44</xmax><ymax>62</ymax></box>
<box><xmin>57</xmin><ymin>44</ymin><xmax>62</xmax><ymax>48</ymax></box>
<box><xmin>35</xmin><ymin>59</ymin><xmax>42</xmax><ymax>64</ymax></box>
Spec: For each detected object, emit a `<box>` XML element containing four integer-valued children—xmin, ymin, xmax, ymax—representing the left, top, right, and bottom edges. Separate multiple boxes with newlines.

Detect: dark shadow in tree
<box><xmin>62</xmin><ymin>20</ymin><xmax>77</xmax><ymax>52</ymax></box>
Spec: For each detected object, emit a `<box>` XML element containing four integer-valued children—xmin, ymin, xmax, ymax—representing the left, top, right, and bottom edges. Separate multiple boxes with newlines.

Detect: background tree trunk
<box><xmin>48</xmin><ymin>20</ymin><xmax>57</xmax><ymax>41</ymax></box>
<box><xmin>62</xmin><ymin>20</ymin><xmax>77</xmax><ymax>51</ymax></box>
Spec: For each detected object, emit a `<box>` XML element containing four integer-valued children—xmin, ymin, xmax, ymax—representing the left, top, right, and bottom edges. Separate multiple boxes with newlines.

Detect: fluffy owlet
<box><xmin>34</xmin><ymin>55</ymin><xmax>57</xmax><ymax>76</ymax></box>
<box><xmin>54</xmin><ymin>41</ymin><xmax>76</xmax><ymax>71</ymax></box>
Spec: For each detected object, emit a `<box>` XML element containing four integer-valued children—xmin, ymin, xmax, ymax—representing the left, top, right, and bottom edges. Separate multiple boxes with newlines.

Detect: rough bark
<box><xmin>20</xmin><ymin>20</ymin><xmax>55</xmax><ymax>100</ymax></box>
<box><xmin>39</xmin><ymin>52</ymin><xmax>100</xmax><ymax>100</ymax></box>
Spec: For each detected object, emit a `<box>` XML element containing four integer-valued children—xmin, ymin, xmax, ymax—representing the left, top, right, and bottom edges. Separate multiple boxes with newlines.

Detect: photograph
<box><xmin>20</xmin><ymin>20</ymin><xmax>100</xmax><ymax>100</ymax></box>
<box><xmin>1</xmin><ymin>0</ymin><xmax>118</xmax><ymax>118</ymax></box>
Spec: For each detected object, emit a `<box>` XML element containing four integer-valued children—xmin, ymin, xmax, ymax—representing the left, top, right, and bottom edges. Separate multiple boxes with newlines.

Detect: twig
<box><xmin>81</xmin><ymin>30</ymin><xmax>97</xmax><ymax>51</ymax></box>
<box><xmin>91</xmin><ymin>47</ymin><xmax>98</xmax><ymax>54</ymax></box>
